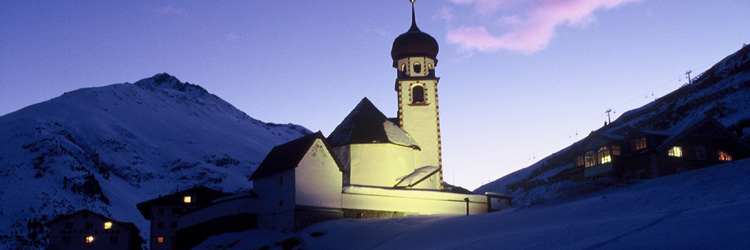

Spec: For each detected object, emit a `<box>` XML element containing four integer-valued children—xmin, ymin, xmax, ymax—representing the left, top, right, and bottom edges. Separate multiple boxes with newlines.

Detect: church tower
<box><xmin>391</xmin><ymin>1</ymin><xmax>443</xmax><ymax>190</ymax></box>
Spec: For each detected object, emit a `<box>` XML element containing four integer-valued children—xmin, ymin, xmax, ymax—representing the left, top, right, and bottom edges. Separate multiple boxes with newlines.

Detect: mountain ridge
<box><xmin>0</xmin><ymin>73</ymin><xmax>310</xmax><ymax>248</ymax></box>
<box><xmin>477</xmin><ymin>44</ymin><xmax>750</xmax><ymax>205</ymax></box>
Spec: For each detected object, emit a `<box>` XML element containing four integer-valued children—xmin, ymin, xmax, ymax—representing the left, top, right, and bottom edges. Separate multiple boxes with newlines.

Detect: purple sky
<box><xmin>2</xmin><ymin>0</ymin><xmax>749</xmax><ymax>190</ymax></box>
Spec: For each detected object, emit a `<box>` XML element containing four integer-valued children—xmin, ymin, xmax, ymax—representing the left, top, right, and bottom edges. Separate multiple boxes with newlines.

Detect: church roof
<box><xmin>390</xmin><ymin>3</ymin><xmax>439</xmax><ymax>66</ymax></box>
<box><xmin>249</xmin><ymin>132</ymin><xmax>344</xmax><ymax>180</ymax></box>
<box><xmin>328</xmin><ymin>98</ymin><xmax>419</xmax><ymax>149</ymax></box>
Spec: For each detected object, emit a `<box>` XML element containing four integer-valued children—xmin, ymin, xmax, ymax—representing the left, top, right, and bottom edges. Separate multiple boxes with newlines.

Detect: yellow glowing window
<box><xmin>413</xmin><ymin>62</ymin><xmax>421</xmax><ymax>73</ymax></box>
<box><xmin>85</xmin><ymin>236</ymin><xmax>94</xmax><ymax>243</ymax></box>
<box><xmin>401</xmin><ymin>63</ymin><xmax>406</xmax><ymax>72</ymax></box>
<box><xmin>584</xmin><ymin>151</ymin><xmax>596</xmax><ymax>167</ymax></box>
<box><xmin>104</xmin><ymin>221</ymin><xmax>112</xmax><ymax>229</ymax></box>
<box><xmin>183</xmin><ymin>196</ymin><xmax>192</xmax><ymax>203</ymax></box>
<box><xmin>157</xmin><ymin>237</ymin><xmax>164</xmax><ymax>244</ymax></box>
<box><xmin>598</xmin><ymin>147</ymin><xmax>611</xmax><ymax>164</ymax></box>
<box><xmin>668</xmin><ymin>146</ymin><xmax>682</xmax><ymax>157</ymax></box>
<box><xmin>718</xmin><ymin>151</ymin><xmax>732</xmax><ymax>161</ymax></box>
<box><xmin>633</xmin><ymin>138</ymin><xmax>647</xmax><ymax>150</ymax></box>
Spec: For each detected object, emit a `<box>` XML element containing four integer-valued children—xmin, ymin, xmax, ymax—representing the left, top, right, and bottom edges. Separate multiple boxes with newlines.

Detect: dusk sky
<box><xmin>2</xmin><ymin>0</ymin><xmax>749</xmax><ymax>190</ymax></box>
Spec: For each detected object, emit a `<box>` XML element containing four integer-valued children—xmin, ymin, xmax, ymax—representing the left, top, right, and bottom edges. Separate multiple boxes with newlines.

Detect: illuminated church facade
<box><xmin>246</xmin><ymin>2</ymin><xmax>509</xmax><ymax>233</ymax></box>
<box><xmin>137</xmin><ymin>3</ymin><xmax>510</xmax><ymax>247</ymax></box>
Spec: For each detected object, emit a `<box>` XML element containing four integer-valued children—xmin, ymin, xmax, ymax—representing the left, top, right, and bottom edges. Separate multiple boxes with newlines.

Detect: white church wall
<box><xmin>342</xmin><ymin>186</ymin><xmax>488</xmax><ymax>215</ymax></box>
<box><xmin>347</xmin><ymin>143</ymin><xmax>415</xmax><ymax>187</ymax></box>
<box><xmin>295</xmin><ymin>139</ymin><xmax>342</xmax><ymax>209</ymax></box>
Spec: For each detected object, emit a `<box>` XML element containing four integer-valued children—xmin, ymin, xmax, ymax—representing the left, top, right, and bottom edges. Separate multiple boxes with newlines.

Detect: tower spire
<box><xmin>409</xmin><ymin>0</ymin><xmax>419</xmax><ymax>32</ymax></box>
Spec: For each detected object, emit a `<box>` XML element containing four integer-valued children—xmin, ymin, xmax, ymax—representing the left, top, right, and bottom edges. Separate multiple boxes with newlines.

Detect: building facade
<box><xmin>45</xmin><ymin>209</ymin><xmax>144</xmax><ymax>250</ymax></box>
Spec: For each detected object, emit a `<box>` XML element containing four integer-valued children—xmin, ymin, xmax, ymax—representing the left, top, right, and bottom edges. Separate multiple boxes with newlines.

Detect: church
<box><xmin>246</xmin><ymin>1</ymin><xmax>509</xmax><ymax>232</ymax></box>
<box><xmin>137</xmin><ymin>2</ymin><xmax>510</xmax><ymax>248</ymax></box>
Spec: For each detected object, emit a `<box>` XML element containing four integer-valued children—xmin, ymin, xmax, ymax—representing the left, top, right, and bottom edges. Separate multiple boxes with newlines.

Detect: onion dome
<box><xmin>390</xmin><ymin>3</ymin><xmax>439</xmax><ymax>66</ymax></box>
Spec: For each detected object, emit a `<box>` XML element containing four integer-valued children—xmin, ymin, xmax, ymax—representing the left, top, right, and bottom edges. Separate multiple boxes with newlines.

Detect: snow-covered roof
<box><xmin>249</xmin><ymin>132</ymin><xmax>344</xmax><ymax>180</ymax></box>
<box><xmin>328</xmin><ymin>97</ymin><xmax>419</xmax><ymax>149</ymax></box>
<box><xmin>394</xmin><ymin>166</ymin><xmax>441</xmax><ymax>188</ymax></box>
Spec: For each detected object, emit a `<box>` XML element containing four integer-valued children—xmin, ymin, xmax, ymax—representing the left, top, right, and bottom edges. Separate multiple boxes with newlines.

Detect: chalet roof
<box><xmin>45</xmin><ymin>209</ymin><xmax>144</xmax><ymax>243</ymax></box>
<box><xmin>328</xmin><ymin>97</ymin><xmax>419</xmax><ymax>149</ymax></box>
<box><xmin>249</xmin><ymin>131</ymin><xmax>344</xmax><ymax>180</ymax></box>
<box><xmin>653</xmin><ymin>116</ymin><xmax>750</xmax><ymax>152</ymax></box>
<box><xmin>136</xmin><ymin>186</ymin><xmax>229</xmax><ymax>220</ymax></box>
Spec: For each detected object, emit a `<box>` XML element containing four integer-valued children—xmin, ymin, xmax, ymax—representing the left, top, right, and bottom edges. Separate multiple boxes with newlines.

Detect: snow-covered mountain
<box><xmin>477</xmin><ymin>44</ymin><xmax>750</xmax><ymax>205</ymax></box>
<box><xmin>0</xmin><ymin>73</ymin><xmax>309</xmax><ymax>248</ymax></box>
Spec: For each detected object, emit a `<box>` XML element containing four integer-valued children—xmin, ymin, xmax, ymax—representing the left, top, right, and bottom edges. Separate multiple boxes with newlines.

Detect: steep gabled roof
<box><xmin>249</xmin><ymin>131</ymin><xmax>343</xmax><ymax>180</ymax></box>
<box><xmin>328</xmin><ymin>98</ymin><xmax>419</xmax><ymax>149</ymax></box>
<box><xmin>136</xmin><ymin>186</ymin><xmax>229</xmax><ymax>220</ymax></box>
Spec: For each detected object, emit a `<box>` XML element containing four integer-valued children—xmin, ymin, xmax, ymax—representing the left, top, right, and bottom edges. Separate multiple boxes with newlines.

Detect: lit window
<box><xmin>157</xmin><ymin>237</ymin><xmax>164</xmax><ymax>244</ymax></box>
<box><xmin>183</xmin><ymin>196</ymin><xmax>192</xmax><ymax>203</ymax></box>
<box><xmin>598</xmin><ymin>147</ymin><xmax>611</xmax><ymax>164</ymax></box>
<box><xmin>574</xmin><ymin>156</ymin><xmax>584</xmax><ymax>167</ymax></box>
<box><xmin>695</xmin><ymin>146</ymin><xmax>706</xmax><ymax>160</ymax></box>
<box><xmin>633</xmin><ymin>138</ymin><xmax>647</xmax><ymax>150</ymax></box>
<box><xmin>401</xmin><ymin>63</ymin><xmax>406</xmax><ymax>72</ymax></box>
<box><xmin>104</xmin><ymin>221</ymin><xmax>112</xmax><ymax>229</ymax></box>
<box><xmin>413</xmin><ymin>62</ymin><xmax>421</xmax><ymax>73</ymax></box>
<box><xmin>412</xmin><ymin>86</ymin><xmax>425</xmax><ymax>104</ymax></box>
<box><xmin>668</xmin><ymin>146</ymin><xmax>683</xmax><ymax>157</ymax></box>
<box><xmin>85</xmin><ymin>236</ymin><xmax>94</xmax><ymax>243</ymax></box>
<box><xmin>584</xmin><ymin>151</ymin><xmax>596</xmax><ymax>167</ymax></box>
<box><xmin>718</xmin><ymin>151</ymin><xmax>732</xmax><ymax>161</ymax></box>
<box><xmin>612</xmin><ymin>145</ymin><xmax>621</xmax><ymax>156</ymax></box>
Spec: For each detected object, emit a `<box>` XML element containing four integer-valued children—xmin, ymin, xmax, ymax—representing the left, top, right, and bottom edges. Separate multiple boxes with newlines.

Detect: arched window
<box><xmin>401</xmin><ymin>63</ymin><xmax>407</xmax><ymax>72</ymax></box>
<box><xmin>598</xmin><ymin>147</ymin><xmax>611</xmax><ymax>164</ymax></box>
<box><xmin>412</xmin><ymin>86</ymin><xmax>425</xmax><ymax>104</ymax></box>
<box><xmin>413</xmin><ymin>62</ymin><xmax>422</xmax><ymax>74</ymax></box>
<box><xmin>584</xmin><ymin>151</ymin><xmax>596</xmax><ymax>167</ymax></box>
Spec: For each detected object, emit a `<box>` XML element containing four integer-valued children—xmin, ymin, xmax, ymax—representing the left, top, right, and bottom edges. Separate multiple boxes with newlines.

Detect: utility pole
<box><xmin>605</xmin><ymin>108</ymin><xmax>612</xmax><ymax>124</ymax></box>
<box><xmin>686</xmin><ymin>70</ymin><xmax>692</xmax><ymax>85</ymax></box>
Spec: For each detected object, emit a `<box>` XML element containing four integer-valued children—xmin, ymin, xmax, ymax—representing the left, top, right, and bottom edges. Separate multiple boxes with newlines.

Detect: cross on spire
<box><xmin>409</xmin><ymin>0</ymin><xmax>419</xmax><ymax>31</ymax></box>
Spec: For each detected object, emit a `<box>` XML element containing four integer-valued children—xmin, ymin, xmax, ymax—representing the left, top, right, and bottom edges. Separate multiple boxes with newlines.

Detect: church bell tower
<box><xmin>391</xmin><ymin>1</ymin><xmax>443</xmax><ymax>189</ymax></box>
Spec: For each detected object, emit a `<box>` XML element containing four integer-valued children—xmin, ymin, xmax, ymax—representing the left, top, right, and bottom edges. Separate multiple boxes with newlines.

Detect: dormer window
<box><xmin>413</xmin><ymin>62</ymin><xmax>422</xmax><ymax>74</ymax></box>
<box><xmin>412</xmin><ymin>86</ymin><xmax>425</xmax><ymax>104</ymax></box>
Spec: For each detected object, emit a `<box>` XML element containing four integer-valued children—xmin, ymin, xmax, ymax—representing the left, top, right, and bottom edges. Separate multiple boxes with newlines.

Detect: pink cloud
<box><xmin>447</xmin><ymin>0</ymin><xmax>642</xmax><ymax>53</ymax></box>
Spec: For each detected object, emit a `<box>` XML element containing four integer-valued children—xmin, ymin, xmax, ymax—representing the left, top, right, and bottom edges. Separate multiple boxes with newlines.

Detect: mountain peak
<box><xmin>134</xmin><ymin>73</ymin><xmax>208</xmax><ymax>95</ymax></box>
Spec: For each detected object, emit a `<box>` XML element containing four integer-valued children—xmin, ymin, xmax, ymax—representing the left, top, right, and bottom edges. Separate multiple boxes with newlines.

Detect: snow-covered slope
<box><xmin>477</xmin><ymin>44</ymin><xmax>750</xmax><ymax>205</ymax></box>
<box><xmin>194</xmin><ymin>158</ymin><xmax>750</xmax><ymax>249</ymax></box>
<box><xmin>0</xmin><ymin>73</ymin><xmax>309</xmax><ymax>248</ymax></box>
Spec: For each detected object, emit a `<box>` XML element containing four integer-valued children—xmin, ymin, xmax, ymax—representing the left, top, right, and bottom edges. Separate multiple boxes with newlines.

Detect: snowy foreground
<box><xmin>195</xmin><ymin>158</ymin><xmax>750</xmax><ymax>250</ymax></box>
